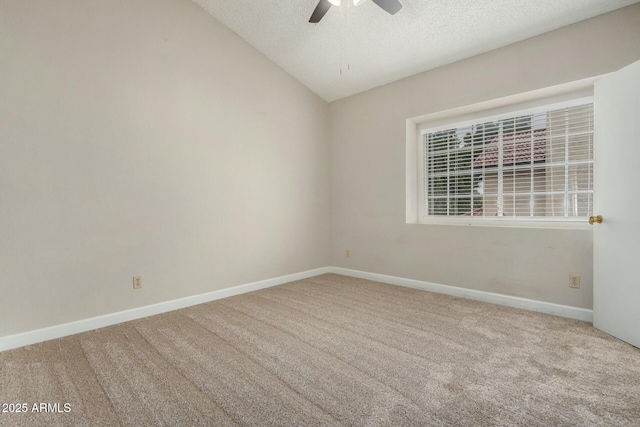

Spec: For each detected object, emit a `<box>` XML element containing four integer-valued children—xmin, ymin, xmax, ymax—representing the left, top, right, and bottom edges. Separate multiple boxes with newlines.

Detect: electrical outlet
<box><xmin>133</xmin><ymin>276</ymin><xmax>143</xmax><ymax>289</ymax></box>
<box><xmin>346</xmin><ymin>249</ymin><xmax>350</xmax><ymax>258</ymax></box>
<box><xmin>569</xmin><ymin>275</ymin><xmax>580</xmax><ymax>289</ymax></box>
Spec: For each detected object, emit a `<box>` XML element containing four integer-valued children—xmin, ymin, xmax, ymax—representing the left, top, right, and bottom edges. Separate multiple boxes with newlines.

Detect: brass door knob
<box><xmin>589</xmin><ymin>215</ymin><xmax>603</xmax><ymax>225</ymax></box>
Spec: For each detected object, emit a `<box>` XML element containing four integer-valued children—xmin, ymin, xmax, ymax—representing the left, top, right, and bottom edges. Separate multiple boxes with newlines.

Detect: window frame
<box><xmin>406</xmin><ymin>79</ymin><xmax>602</xmax><ymax>229</ymax></box>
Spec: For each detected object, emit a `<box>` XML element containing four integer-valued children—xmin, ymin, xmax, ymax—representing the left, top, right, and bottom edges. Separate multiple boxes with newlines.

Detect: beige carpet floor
<box><xmin>1</xmin><ymin>273</ymin><xmax>639</xmax><ymax>426</ymax></box>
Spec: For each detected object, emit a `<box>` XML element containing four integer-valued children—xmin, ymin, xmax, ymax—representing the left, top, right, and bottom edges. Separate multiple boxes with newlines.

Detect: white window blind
<box><xmin>422</xmin><ymin>102</ymin><xmax>593</xmax><ymax>221</ymax></box>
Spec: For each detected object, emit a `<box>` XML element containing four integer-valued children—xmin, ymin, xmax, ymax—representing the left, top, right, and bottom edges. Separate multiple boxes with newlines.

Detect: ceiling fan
<box><xmin>309</xmin><ymin>0</ymin><xmax>402</xmax><ymax>23</ymax></box>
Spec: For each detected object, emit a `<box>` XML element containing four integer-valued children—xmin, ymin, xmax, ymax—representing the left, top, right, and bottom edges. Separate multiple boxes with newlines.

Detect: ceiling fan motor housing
<box><xmin>309</xmin><ymin>0</ymin><xmax>402</xmax><ymax>23</ymax></box>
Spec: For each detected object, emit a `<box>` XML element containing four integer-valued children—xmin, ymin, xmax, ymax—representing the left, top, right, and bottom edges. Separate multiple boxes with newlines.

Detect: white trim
<box><xmin>410</xmin><ymin>75</ymin><xmax>606</xmax><ymax>129</ymax></box>
<box><xmin>329</xmin><ymin>267</ymin><xmax>593</xmax><ymax>322</ymax></box>
<box><xmin>0</xmin><ymin>266</ymin><xmax>593</xmax><ymax>352</ymax></box>
<box><xmin>406</xmin><ymin>119</ymin><xmax>419</xmax><ymax>223</ymax></box>
<box><xmin>0</xmin><ymin>267</ymin><xmax>331</xmax><ymax>352</ymax></box>
<box><xmin>417</xmin><ymin>217</ymin><xmax>592</xmax><ymax>230</ymax></box>
<box><xmin>419</xmin><ymin>96</ymin><xmax>593</xmax><ymax>136</ymax></box>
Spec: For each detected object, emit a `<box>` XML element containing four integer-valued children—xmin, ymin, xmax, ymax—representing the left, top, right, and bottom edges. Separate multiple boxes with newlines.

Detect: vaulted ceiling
<box><xmin>193</xmin><ymin>0</ymin><xmax>638</xmax><ymax>102</ymax></box>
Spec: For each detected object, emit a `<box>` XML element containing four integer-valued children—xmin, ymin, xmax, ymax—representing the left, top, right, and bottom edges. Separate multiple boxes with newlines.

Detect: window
<box><xmin>418</xmin><ymin>99</ymin><xmax>593</xmax><ymax>225</ymax></box>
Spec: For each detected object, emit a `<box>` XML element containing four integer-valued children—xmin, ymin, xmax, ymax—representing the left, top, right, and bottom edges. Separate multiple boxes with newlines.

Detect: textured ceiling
<box><xmin>193</xmin><ymin>0</ymin><xmax>638</xmax><ymax>102</ymax></box>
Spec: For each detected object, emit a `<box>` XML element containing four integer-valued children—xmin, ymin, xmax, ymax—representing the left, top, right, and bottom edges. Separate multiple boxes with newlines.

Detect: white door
<box><xmin>593</xmin><ymin>59</ymin><xmax>640</xmax><ymax>348</ymax></box>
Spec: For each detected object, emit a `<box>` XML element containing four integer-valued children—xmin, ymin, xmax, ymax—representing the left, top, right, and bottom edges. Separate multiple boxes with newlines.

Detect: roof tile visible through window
<box><xmin>473</xmin><ymin>129</ymin><xmax>546</xmax><ymax>168</ymax></box>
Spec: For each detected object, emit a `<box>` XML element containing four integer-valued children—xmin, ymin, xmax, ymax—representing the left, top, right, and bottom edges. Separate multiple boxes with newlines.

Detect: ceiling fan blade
<box><xmin>371</xmin><ymin>0</ymin><xmax>402</xmax><ymax>15</ymax></box>
<box><xmin>309</xmin><ymin>0</ymin><xmax>332</xmax><ymax>23</ymax></box>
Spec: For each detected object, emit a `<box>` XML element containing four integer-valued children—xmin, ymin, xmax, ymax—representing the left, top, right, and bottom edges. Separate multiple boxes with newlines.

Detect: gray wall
<box><xmin>0</xmin><ymin>0</ymin><xmax>330</xmax><ymax>336</ymax></box>
<box><xmin>329</xmin><ymin>5</ymin><xmax>640</xmax><ymax>309</ymax></box>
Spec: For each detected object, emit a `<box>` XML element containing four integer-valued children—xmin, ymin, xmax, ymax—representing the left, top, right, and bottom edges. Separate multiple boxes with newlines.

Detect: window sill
<box><xmin>413</xmin><ymin>218</ymin><xmax>593</xmax><ymax>230</ymax></box>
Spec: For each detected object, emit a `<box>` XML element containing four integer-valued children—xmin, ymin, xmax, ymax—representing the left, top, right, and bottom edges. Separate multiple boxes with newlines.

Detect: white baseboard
<box><xmin>329</xmin><ymin>267</ymin><xmax>593</xmax><ymax>323</ymax></box>
<box><xmin>0</xmin><ymin>267</ymin><xmax>332</xmax><ymax>352</ymax></box>
<box><xmin>0</xmin><ymin>265</ymin><xmax>593</xmax><ymax>352</ymax></box>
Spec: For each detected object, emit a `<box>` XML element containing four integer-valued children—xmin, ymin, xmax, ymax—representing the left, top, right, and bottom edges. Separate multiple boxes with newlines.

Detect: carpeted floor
<box><xmin>1</xmin><ymin>273</ymin><xmax>639</xmax><ymax>426</ymax></box>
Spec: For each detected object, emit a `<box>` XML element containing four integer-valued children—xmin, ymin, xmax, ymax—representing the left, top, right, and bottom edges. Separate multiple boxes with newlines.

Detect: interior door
<box><xmin>593</xmin><ymin>59</ymin><xmax>640</xmax><ymax>348</ymax></box>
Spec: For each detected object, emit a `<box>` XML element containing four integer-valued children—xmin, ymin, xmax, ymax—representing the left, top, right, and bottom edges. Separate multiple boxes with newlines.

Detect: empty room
<box><xmin>1</xmin><ymin>0</ymin><xmax>640</xmax><ymax>425</ymax></box>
